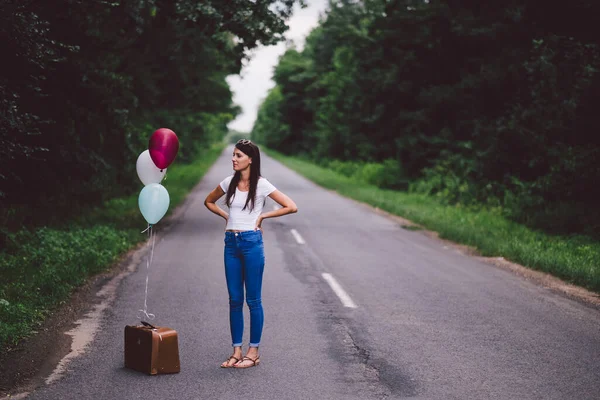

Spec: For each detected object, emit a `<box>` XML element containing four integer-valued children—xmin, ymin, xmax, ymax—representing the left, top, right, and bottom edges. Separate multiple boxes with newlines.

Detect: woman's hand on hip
<box><xmin>255</xmin><ymin>215</ymin><xmax>264</xmax><ymax>231</ymax></box>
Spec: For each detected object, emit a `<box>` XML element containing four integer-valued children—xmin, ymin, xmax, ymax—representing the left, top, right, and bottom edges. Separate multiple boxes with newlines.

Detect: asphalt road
<box><xmin>25</xmin><ymin>147</ymin><xmax>600</xmax><ymax>399</ymax></box>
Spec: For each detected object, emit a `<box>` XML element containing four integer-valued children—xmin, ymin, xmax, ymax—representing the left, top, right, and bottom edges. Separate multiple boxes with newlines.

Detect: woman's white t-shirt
<box><xmin>219</xmin><ymin>175</ymin><xmax>277</xmax><ymax>231</ymax></box>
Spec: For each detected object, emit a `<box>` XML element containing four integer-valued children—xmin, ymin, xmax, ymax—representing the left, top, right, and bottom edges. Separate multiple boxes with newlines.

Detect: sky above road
<box><xmin>226</xmin><ymin>0</ymin><xmax>329</xmax><ymax>134</ymax></box>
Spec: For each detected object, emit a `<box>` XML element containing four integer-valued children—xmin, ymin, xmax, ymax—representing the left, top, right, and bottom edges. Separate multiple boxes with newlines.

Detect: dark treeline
<box><xmin>0</xmin><ymin>0</ymin><xmax>300</xmax><ymax>227</ymax></box>
<box><xmin>253</xmin><ymin>0</ymin><xmax>600</xmax><ymax>237</ymax></box>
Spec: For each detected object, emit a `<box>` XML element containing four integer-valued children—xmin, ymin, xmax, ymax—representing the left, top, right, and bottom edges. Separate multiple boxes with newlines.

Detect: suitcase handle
<box><xmin>141</xmin><ymin>320</ymin><xmax>157</xmax><ymax>329</ymax></box>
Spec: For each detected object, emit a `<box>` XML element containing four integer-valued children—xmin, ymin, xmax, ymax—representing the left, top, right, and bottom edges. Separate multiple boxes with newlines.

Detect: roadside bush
<box><xmin>409</xmin><ymin>154</ymin><xmax>487</xmax><ymax>207</ymax></box>
<box><xmin>323</xmin><ymin>158</ymin><xmax>407</xmax><ymax>189</ymax></box>
<box><xmin>0</xmin><ymin>226</ymin><xmax>134</xmax><ymax>348</ymax></box>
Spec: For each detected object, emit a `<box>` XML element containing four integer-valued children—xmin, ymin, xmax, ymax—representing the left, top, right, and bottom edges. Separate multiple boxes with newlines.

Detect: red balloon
<box><xmin>149</xmin><ymin>128</ymin><xmax>179</xmax><ymax>169</ymax></box>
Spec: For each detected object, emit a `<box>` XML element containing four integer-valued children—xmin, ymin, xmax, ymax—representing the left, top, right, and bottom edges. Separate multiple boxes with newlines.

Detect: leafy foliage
<box><xmin>253</xmin><ymin>0</ymin><xmax>600</xmax><ymax>237</ymax></box>
<box><xmin>0</xmin><ymin>0</ymin><xmax>302</xmax><ymax>219</ymax></box>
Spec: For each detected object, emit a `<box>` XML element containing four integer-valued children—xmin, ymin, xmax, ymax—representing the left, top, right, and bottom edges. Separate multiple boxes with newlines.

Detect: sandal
<box><xmin>220</xmin><ymin>355</ymin><xmax>241</xmax><ymax>368</ymax></box>
<box><xmin>233</xmin><ymin>356</ymin><xmax>260</xmax><ymax>369</ymax></box>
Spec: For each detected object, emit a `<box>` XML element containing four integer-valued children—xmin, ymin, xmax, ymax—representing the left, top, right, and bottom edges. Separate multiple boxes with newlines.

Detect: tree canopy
<box><xmin>253</xmin><ymin>0</ymin><xmax>600</xmax><ymax>237</ymax></box>
<box><xmin>0</xmin><ymin>0</ymin><xmax>303</xmax><ymax>222</ymax></box>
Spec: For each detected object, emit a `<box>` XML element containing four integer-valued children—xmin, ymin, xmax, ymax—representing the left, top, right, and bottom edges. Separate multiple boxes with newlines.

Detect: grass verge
<box><xmin>0</xmin><ymin>143</ymin><xmax>224</xmax><ymax>350</ymax></box>
<box><xmin>266</xmin><ymin>149</ymin><xmax>600</xmax><ymax>293</ymax></box>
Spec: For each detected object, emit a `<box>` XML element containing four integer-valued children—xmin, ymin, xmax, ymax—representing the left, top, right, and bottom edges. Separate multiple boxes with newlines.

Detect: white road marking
<box><xmin>322</xmin><ymin>273</ymin><xmax>358</xmax><ymax>308</ymax></box>
<box><xmin>290</xmin><ymin>229</ymin><xmax>305</xmax><ymax>244</ymax></box>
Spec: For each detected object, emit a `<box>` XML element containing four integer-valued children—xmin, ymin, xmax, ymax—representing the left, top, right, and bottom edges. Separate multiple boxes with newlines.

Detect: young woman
<box><xmin>204</xmin><ymin>139</ymin><xmax>298</xmax><ymax>369</ymax></box>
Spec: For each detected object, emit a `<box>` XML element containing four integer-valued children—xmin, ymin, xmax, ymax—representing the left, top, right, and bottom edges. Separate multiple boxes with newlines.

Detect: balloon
<box><xmin>149</xmin><ymin>128</ymin><xmax>179</xmax><ymax>169</ymax></box>
<box><xmin>138</xmin><ymin>183</ymin><xmax>170</xmax><ymax>225</ymax></box>
<box><xmin>136</xmin><ymin>150</ymin><xmax>167</xmax><ymax>185</ymax></box>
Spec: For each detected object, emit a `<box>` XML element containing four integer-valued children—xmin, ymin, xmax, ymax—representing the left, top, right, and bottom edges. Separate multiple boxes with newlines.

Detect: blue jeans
<box><xmin>224</xmin><ymin>230</ymin><xmax>265</xmax><ymax>347</ymax></box>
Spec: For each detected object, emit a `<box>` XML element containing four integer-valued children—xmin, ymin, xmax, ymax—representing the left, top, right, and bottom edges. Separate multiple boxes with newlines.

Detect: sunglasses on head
<box><xmin>237</xmin><ymin>139</ymin><xmax>252</xmax><ymax>145</ymax></box>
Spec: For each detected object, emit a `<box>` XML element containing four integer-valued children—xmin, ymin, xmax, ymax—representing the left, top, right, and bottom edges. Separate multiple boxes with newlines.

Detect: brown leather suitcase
<box><xmin>124</xmin><ymin>321</ymin><xmax>180</xmax><ymax>375</ymax></box>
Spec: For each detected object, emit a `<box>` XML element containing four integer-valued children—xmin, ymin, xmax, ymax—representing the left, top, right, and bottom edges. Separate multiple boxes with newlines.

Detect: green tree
<box><xmin>0</xmin><ymin>0</ymin><xmax>304</xmax><ymax>224</ymax></box>
<box><xmin>254</xmin><ymin>0</ymin><xmax>600</xmax><ymax>236</ymax></box>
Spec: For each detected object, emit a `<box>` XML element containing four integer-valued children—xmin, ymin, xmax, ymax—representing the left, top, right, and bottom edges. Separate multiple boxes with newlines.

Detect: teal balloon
<box><xmin>138</xmin><ymin>183</ymin><xmax>170</xmax><ymax>225</ymax></box>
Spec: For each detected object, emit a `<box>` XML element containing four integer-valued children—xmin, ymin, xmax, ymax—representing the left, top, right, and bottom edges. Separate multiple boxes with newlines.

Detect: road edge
<box><xmin>0</xmin><ymin>160</ymin><xmax>216</xmax><ymax>397</ymax></box>
<box><xmin>362</xmin><ymin>201</ymin><xmax>600</xmax><ymax>309</ymax></box>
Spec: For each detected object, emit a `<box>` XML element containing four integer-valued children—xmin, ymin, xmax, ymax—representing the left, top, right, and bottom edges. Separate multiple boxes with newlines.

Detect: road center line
<box><xmin>322</xmin><ymin>273</ymin><xmax>358</xmax><ymax>308</ymax></box>
<box><xmin>290</xmin><ymin>229</ymin><xmax>305</xmax><ymax>244</ymax></box>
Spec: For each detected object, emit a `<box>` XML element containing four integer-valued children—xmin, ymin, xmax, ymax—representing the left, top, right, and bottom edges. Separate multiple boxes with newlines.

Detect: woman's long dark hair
<box><xmin>226</xmin><ymin>140</ymin><xmax>261</xmax><ymax>211</ymax></box>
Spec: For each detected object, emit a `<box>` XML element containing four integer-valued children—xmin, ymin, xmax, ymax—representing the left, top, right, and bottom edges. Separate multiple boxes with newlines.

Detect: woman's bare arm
<box><xmin>255</xmin><ymin>190</ymin><xmax>298</xmax><ymax>230</ymax></box>
<box><xmin>204</xmin><ymin>185</ymin><xmax>228</xmax><ymax>221</ymax></box>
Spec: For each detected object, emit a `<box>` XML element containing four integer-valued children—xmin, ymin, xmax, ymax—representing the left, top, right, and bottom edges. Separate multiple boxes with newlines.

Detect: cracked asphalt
<box><xmin>23</xmin><ymin>147</ymin><xmax>600</xmax><ymax>399</ymax></box>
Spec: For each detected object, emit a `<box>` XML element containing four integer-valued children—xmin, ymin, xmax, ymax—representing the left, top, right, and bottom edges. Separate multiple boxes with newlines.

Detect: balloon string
<box><xmin>150</xmin><ymin>225</ymin><xmax>156</xmax><ymax>264</ymax></box>
<box><xmin>138</xmin><ymin>224</ymin><xmax>156</xmax><ymax>321</ymax></box>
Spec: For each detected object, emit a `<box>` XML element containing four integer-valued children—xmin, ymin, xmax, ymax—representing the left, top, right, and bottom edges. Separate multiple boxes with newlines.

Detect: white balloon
<box><xmin>136</xmin><ymin>150</ymin><xmax>166</xmax><ymax>185</ymax></box>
